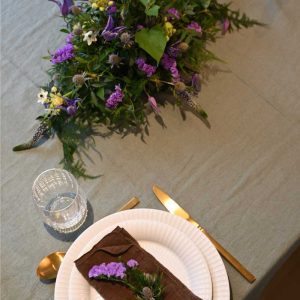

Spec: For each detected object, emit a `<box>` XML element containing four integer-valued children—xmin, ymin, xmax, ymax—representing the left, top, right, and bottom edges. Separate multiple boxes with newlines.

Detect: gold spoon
<box><xmin>36</xmin><ymin>197</ymin><xmax>140</xmax><ymax>280</ymax></box>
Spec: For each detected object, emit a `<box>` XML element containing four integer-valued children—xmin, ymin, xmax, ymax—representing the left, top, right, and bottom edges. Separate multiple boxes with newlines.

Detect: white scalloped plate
<box><xmin>55</xmin><ymin>209</ymin><xmax>229</xmax><ymax>300</ymax></box>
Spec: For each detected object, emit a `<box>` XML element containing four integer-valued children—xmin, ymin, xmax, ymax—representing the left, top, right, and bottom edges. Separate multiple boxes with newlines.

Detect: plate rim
<box><xmin>55</xmin><ymin>208</ymin><xmax>230</xmax><ymax>300</ymax></box>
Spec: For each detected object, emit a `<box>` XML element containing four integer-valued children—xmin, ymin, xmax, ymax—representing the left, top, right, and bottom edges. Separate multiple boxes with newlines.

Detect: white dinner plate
<box><xmin>55</xmin><ymin>209</ymin><xmax>230</xmax><ymax>300</ymax></box>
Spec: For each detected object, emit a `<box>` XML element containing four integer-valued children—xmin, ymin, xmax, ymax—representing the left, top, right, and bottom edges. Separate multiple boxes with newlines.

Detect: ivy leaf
<box><xmin>146</xmin><ymin>5</ymin><xmax>160</xmax><ymax>16</ymax></box>
<box><xmin>135</xmin><ymin>25</ymin><xmax>167</xmax><ymax>62</ymax></box>
<box><xmin>200</xmin><ymin>0</ymin><xmax>211</xmax><ymax>9</ymax></box>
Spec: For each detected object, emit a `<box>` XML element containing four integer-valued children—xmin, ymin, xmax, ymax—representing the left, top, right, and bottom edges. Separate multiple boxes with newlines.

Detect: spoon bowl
<box><xmin>36</xmin><ymin>251</ymin><xmax>66</xmax><ymax>280</ymax></box>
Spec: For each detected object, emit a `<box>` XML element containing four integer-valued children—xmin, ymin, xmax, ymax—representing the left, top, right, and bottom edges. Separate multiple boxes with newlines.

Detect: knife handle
<box><xmin>201</xmin><ymin>228</ymin><xmax>256</xmax><ymax>283</ymax></box>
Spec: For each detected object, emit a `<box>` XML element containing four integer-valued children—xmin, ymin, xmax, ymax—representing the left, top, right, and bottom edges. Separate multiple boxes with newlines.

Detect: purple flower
<box><xmin>167</xmin><ymin>8</ymin><xmax>180</xmax><ymax>19</ymax></box>
<box><xmin>49</xmin><ymin>0</ymin><xmax>73</xmax><ymax>16</ymax></box>
<box><xmin>101</xmin><ymin>15</ymin><xmax>126</xmax><ymax>41</ymax></box>
<box><xmin>106</xmin><ymin>84</ymin><xmax>124</xmax><ymax>108</ymax></box>
<box><xmin>135</xmin><ymin>58</ymin><xmax>157</xmax><ymax>77</ymax></box>
<box><xmin>161</xmin><ymin>54</ymin><xmax>180</xmax><ymax>82</ymax></box>
<box><xmin>187</xmin><ymin>21</ymin><xmax>202</xmax><ymax>33</ymax></box>
<box><xmin>148</xmin><ymin>96</ymin><xmax>160</xmax><ymax>114</ymax></box>
<box><xmin>66</xmin><ymin>33</ymin><xmax>74</xmax><ymax>44</ymax></box>
<box><xmin>127</xmin><ymin>259</ymin><xmax>139</xmax><ymax>268</ymax></box>
<box><xmin>107</xmin><ymin>5</ymin><xmax>117</xmax><ymax>15</ymax></box>
<box><xmin>222</xmin><ymin>18</ymin><xmax>230</xmax><ymax>35</ymax></box>
<box><xmin>51</xmin><ymin>43</ymin><xmax>74</xmax><ymax>64</ymax></box>
<box><xmin>57</xmin><ymin>98</ymin><xmax>80</xmax><ymax>116</ymax></box>
<box><xmin>89</xmin><ymin>262</ymin><xmax>126</xmax><ymax>279</ymax></box>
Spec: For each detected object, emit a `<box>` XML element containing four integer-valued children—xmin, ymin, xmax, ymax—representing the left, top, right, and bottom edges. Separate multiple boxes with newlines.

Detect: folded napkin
<box><xmin>75</xmin><ymin>226</ymin><xmax>202</xmax><ymax>300</ymax></box>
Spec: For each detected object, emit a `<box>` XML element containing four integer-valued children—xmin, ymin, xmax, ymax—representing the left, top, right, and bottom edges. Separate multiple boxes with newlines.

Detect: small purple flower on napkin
<box><xmin>127</xmin><ymin>259</ymin><xmax>139</xmax><ymax>268</ymax></box>
<box><xmin>89</xmin><ymin>262</ymin><xmax>126</xmax><ymax>279</ymax></box>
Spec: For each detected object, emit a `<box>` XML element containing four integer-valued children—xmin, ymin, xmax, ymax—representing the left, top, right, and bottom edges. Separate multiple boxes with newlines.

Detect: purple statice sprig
<box><xmin>105</xmin><ymin>84</ymin><xmax>124</xmax><ymax>108</ymax></box>
<box><xmin>187</xmin><ymin>21</ymin><xmax>202</xmax><ymax>33</ymax></box>
<box><xmin>136</xmin><ymin>58</ymin><xmax>157</xmax><ymax>77</ymax></box>
<box><xmin>167</xmin><ymin>8</ymin><xmax>180</xmax><ymax>20</ymax></box>
<box><xmin>161</xmin><ymin>54</ymin><xmax>180</xmax><ymax>82</ymax></box>
<box><xmin>51</xmin><ymin>43</ymin><xmax>74</xmax><ymax>64</ymax></box>
<box><xmin>88</xmin><ymin>259</ymin><xmax>163</xmax><ymax>299</ymax></box>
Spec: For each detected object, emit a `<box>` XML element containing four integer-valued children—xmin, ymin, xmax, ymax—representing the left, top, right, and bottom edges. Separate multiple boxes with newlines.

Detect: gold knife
<box><xmin>153</xmin><ymin>185</ymin><xmax>256</xmax><ymax>283</ymax></box>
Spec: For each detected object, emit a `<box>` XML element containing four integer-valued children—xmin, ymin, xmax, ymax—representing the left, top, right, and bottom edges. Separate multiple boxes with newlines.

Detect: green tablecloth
<box><xmin>1</xmin><ymin>0</ymin><xmax>300</xmax><ymax>299</ymax></box>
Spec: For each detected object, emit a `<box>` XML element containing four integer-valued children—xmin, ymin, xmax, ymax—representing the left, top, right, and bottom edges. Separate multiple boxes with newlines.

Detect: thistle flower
<box><xmin>37</xmin><ymin>89</ymin><xmax>49</xmax><ymax>104</ymax></box>
<box><xmin>70</xmin><ymin>5</ymin><xmax>81</xmax><ymax>15</ymax></box>
<box><xmin>108</xmin><ymin>54</ymin><xmax>121</xmax><ymax>67</ymax></box>
<box><xmin>83</xmin><ymin>31</ymin><xmax>98</xmax><ymax>46</ymax></box>
<box><xmin>120</xmin><ymin>32</ymin><xmax>133</xmax><ymax>48</ymax></box>
<box><xmin>142</xmin><ymin>287</ymin><xmax>154</xmax><ymax>300</ymax></box>
<box><xmin>174</xmin><ymin>82</ymin><xmax>186</xmax><ymax>92</ymax></box>
<box><xmin>187</xmin><ymin>21</ymin><xmax>202</xmax><ymax>33</ymax></box>
<box><xmin>178</xmin><ymin>42</ymin><xmax>189</xmax><ymax>52</ymax></box>
<box><xmin>49</xmin><ymin>0</ymin><xmax>73</xmax><ymax>16</ymax></box>
<box><xmin>105</xmin><ymin>84</ymin><xmax>124</xmax><ymax>108</ymax></box>
<box><xmin>72</xmin><ymin>74</ymin><xmax>86</xmax><ymax>86</ymax></box>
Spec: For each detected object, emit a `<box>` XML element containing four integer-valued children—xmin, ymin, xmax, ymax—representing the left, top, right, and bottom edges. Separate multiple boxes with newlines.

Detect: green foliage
<box><xmin>14</xmin><ymin>0</ymin><xmax>262</xmax><ymax>178</ymax></box>
<box><xmin>135</xmin><ymin>25</ymin><xmax>168</xmax><ymax>62</ymax></box>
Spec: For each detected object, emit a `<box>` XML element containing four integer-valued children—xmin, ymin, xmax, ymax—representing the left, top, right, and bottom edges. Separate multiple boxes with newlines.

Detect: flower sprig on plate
<box><xmin>89</xmin><ymin>259</ymin><xmax>163</xmax><ymax>300</ymax></box>
<box><xmin>13</xmin><ymin>0</ymin><xmax>262</xmax><ymax>177</ymax></box>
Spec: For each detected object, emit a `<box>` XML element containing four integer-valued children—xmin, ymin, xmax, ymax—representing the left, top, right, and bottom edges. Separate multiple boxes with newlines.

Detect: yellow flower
<box><xmin>51</xmin><ymin>86</ymin><xmax>58</xmax><ymax>93</ymax></box>
<box><xmin>164</xmin><ymin>22</ymin><xmax>176</xmax><ymax>40</ymax></box>
<box><xmin>91</xmin><ymin>3</ymin><xmax>98</xmax><ymax>9</ymax></box>
<box><xmin>51</xmin><ymin>94</ymin><xmax>64</xmax><ymax>106</ymax></box>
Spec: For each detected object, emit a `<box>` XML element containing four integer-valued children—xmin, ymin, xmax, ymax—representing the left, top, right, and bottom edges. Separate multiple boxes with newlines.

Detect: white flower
<box><xmin>83</xmin><ymin>31</ymin><xmax>97</xmax><ymax>46</ymax></box>
<box><xmin>37</xmin><ymin>89</ymin><xmax>48</xmax><ymax>104</ymax></box>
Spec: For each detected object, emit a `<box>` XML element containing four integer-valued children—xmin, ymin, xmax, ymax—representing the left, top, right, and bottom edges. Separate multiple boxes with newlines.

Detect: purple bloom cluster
<box><xmin>89</xmin><ymin>262</ymin><xmax>127</xmax><ymax>279</ymax></box>
<box><xmin>127</xmin><ymin>259</ymin><xmax>138</xmax><ymax>268</ymax></box>
<box><xmin>106</xmin><ymin>84</ymin><xmax>124</xmax><ymax>108</ymax></box>
<box><xmin>107</xmin><ymin>5</ymin><xmax>117</xmax><ymax>15</ymax></box>
<box><xmin>161</xmin><ymin>54</ymin><xmax>180</xmax><ymax>82</ymax></box>
<box><xmin>187</xmin><ymin>21</ymin><xmax>202</xmax><ymax>33</ymax></box>
<box><xmin>51</xmin><ymin>43</ymin><xmax>74</xmax><ymax>64</ymax></box>
<box><xmin>136</xmin><ymin>58</ymin><xmax>157</xmax><ymax>77</ymax></box>
<box><xmin>167</xmin><ymin>8</ymin><xmax>180</xmax><ymax>19</ymax></box>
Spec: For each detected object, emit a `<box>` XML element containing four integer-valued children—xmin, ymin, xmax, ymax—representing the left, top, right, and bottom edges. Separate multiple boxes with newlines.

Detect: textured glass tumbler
<box><xmin>32</xmin><ymin>169</ymin><xmax>88</xmax><ymax>233</ymax></box>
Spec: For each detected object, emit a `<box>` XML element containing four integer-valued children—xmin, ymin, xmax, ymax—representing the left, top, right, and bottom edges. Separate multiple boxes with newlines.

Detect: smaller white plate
<box><xmin>68</xmin><ymin>220</ymin><xmax>212</xmax><ymax>300</ymax></box>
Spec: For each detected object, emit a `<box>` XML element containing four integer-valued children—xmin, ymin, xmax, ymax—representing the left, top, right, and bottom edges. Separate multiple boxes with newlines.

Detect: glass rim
<box><xmin>32</xmin><ymin>168</ymin><xmax>79</xmax><ymax>212</ymax></box>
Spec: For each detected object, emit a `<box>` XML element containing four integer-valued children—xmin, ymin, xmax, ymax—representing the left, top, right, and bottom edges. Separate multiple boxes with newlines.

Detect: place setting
<box><xmin>32</xmin><ymin>168</ymin><xmax>256</xmax><ymax>300</ymax></box>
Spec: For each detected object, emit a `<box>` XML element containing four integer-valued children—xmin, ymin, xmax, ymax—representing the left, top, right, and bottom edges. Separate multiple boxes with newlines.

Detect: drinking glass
<box><xmin>32</xmin><ymin>168</ymin><xmax>88</xmax><ymax>233</ymax></box>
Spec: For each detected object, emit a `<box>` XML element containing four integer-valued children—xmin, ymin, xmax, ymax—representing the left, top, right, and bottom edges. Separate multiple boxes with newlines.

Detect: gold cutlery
<box><xmin>152</xmin><ymin>185</ymin><xmax>256</xmax><ymax>283</ymax></box>
<box><xmin>36</xmin><ymin>196</ymin><xmax>140</xmax><ymax>280</ymax></box>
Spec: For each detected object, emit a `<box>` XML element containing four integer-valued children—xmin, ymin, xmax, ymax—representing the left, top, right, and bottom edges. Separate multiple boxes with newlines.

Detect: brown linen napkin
<box><xmin>75</xmin><ymin>226</ymin><xmax>203</xmax><ymax>300</ymax></box>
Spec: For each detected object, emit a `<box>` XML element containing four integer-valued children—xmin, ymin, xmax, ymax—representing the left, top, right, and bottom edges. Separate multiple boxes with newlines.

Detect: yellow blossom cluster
<box><xmin>90</xmin><ymin>0</ymin><xmax>114</xmax><ymax>11</ymax></box>
<box><xmin>164</xmin><ymin>22</ymin><xmax>176</xmax><ymax>41</ymax></box>
<box><xmin>49</xmin><ymin>86</ymin><xmax>64</xmax><ymax>109</ymax></box>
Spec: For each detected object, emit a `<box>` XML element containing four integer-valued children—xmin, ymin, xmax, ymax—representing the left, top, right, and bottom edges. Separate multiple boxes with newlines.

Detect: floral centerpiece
<box><xmin>14</xmin><ymin>0</ymin><xmax>261</xmax><ymax>177</ymax></box>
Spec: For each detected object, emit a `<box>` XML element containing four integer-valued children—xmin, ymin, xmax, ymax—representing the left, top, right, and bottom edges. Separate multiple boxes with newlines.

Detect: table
<box><xmin>1</xmin><ymin>0</ymin><xmax>300</xmax><ymax>299</ymax></box>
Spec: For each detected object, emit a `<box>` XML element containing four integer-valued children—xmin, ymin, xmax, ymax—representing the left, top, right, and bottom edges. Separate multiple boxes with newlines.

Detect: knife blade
<box><xmin>152</xmin><ymin>184</ymin><xmax>256</xmax><ymax>283</ymax></box>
